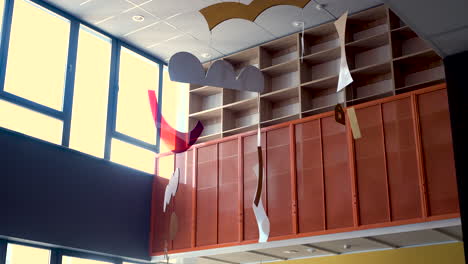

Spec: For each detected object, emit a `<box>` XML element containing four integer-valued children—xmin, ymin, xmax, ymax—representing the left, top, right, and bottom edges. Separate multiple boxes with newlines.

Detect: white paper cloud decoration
<box><xmin>168</xmin><ymin>51</ymin><xmax>264</xmax><ymax>93</ymax></box>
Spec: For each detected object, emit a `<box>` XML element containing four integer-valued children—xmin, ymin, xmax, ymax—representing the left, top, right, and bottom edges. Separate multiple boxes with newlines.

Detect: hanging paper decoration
<box><xmin>252</xmin><ymin>122</ymin><xmax>270</xmax><ymax>243</ymax></box>
<box><xmin>199</xmin><ymin>0</ymin><xmax>311</xmax><ymax>30</ymax></box>
<box><xmin>334</xmin><ymin>103</ymin><xmax>346</xmax><ymax>125</ymax></box>
<box><xmin>168</xmin><ymin>52</ymin><xmax>264</xmax><ymax>93</ymax></box>
<box><xmin>347</xmin><ymin>107</ymin><xmax>362</xmax><ymax>139</ymax></box>
<box><xmin>148</xmin><ymin>90</ymin><xmax>204</xmax><ymax>153</ymax></box>
<box><xmin>334</xmin><ymin>11</ymin><xmax>353</xmax><ymax>92</ymax></box>
<box><xmin>169</xmin><ymin>212</ymin><xmax>178</xmax><ymax>241</ymax></box>
<box><xmin>163</xmin><ymin>168</ymin><xmax>180</xmax><ymax>212</ymax></box>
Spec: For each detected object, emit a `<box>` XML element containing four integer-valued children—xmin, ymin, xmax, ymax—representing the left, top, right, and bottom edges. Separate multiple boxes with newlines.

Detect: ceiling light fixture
<box><xmin>283</xmin><ymin>250</ymin><xmax>299</xmax><ymax>254</ymax></box>
<box><xmin>343</xmin><ymin>244</ymin><xmax>351</xmax><ymax>249</ymax></box>
<box><xmin>306</xmin><ymin>248</ymin><xmax>316</xmax><ymax>253</ymax></box>
<box><xmin>292</xmin><ymin>20</ymin><xmax>304</xmax><ymax>28</ymax></box>
<box><xmin>316</xmin><ymin>4</ymin><xmax>325</xmax><ymax>10</ymax></box>
<box><xmin>201</xmin><ymin>53</ymin><xmax>212</xmax><ymax>59</ymax></box>
<box><xmin>132</xmin><ymin>15</ymin><xmax>145</xmax><ymax>22</ymax></box>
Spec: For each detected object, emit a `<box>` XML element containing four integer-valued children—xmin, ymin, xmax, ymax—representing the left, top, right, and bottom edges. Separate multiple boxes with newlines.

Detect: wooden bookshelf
<box><xmin>188</xmin><ymin>5</ymin><xmax>444</xmax><ymax>141</ymax></box>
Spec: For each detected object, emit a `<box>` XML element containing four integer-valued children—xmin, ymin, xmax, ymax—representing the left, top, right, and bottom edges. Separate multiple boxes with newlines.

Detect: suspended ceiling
<box><xmin>382</xmin><ymin>0</ymin><xmax>468</xmax><ymax>57</ymax></box>
<box><xmin>41</xmin><ymin>0</ymin><xmax>382</xmax><ymax>63</ymax></box>
<box><xmin>154</xmin><ymin>219</ymin><xmax>463</xmax><ymax>264</ymax></box>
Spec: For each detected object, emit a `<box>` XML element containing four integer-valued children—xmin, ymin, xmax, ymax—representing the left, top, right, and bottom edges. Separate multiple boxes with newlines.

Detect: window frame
<box><xmin>0</xmin><ymin>239</ymin><xmax>149</xmax><ymax>264</ymax></box>
<box><xmin>0</xmin><ymin>0</ymin><xmax>167</xmax><ymax>171</ymax></box>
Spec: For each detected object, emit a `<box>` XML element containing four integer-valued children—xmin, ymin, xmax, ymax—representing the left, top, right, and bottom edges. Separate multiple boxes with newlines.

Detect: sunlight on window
<box><xmin>0</xmin><ymin>0</ymin><xmax>4</xmax><ymax>42</ymax></box>
<box><xmin>6</xmin><ymin>243</ymin><xmax>50</xmax><ymax>264</ymax></box>
<box><xmin>159</xmin><ymin>66</ymin><xmax>189</xmax><ymax>154</ymax></box>
<box><xmin>158</xmin><ymin>154</ymin><xmax>174</xmax><ymax>179</ymax></box>
<box><xmin>110</xmin><ymin>138</ymin><xmax>155</xmax><ymax>174</ymax></box>
<box><xmin>116</xmin><ymin>47</ymin><xmax>159</xmax><ymax>145</ymax></box>
<box><xmin>69</xmin><ymin>26</ymin><xmax>111</xmax><ymax>158</ymax></box>
<box><xmin>0</xmin><ymin>99</ymin><xmax>63</xmax><ymax>144</ymax></box>
<box><xmin>4</xmin><ymin>0</ymin><xmax>69</xmax><ymax>110</ymax></box>
<box><xmin>62</xmin><ymin>256</ymin><xmax>112</xmax><ymax>264</ymax></box>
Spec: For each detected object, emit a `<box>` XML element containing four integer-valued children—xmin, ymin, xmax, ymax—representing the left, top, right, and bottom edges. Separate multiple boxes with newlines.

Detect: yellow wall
<box><xmin>276</xmin><ymin>243</ymin><xmax>465</xmax><ymax>264</ymax></box>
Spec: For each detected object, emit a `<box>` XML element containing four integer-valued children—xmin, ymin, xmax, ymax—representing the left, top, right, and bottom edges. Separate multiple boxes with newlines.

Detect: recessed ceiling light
<box><xmin>283</xmin><ymin>250</ymin><xmax>299</xmax><ymax>254</ymax></box>
<box><xmin>132</xmin><ymin>15</ymin><xmax>145</xmax><ymax>22</ymax></box>
<box><xmin>306</xmin><ymin>248</ymin><xmax>316</xmax><ymax>253</ymax></box>
<box><xmin>200</xmin><ymin>53</ymin><xmax>212</xmax><ymax>59</ymax></box>
<box><xmin>343</xmin><ymin>244</ymin><xmax>351</xmax><ymax>249</ymax></box>
<box><xmin>292</xmin><ymin>20</ymin><xmax>304</xmax><ymax>28</ymax></box>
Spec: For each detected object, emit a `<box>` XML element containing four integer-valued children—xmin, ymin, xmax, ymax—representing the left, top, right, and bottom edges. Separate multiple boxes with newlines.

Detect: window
<box><xmin>159</xmin><ymin>66</ymin><xmax>189</xmax><ymax>153</ymax></box>
<box><xmin>116</xmin><ymin>47</ymin><xmax>159</xmax><ymax>145</ymax></box>
<box><xmin>0</xmin><ymin>0</ymin><xmax>5</xmax><ymax>42</ymax></box>
<box><xmin>69</xmin><ymin>26</ymin><xmax>111</xmax><ymax>158</ymax></box>
<box><xmin>110</xmin><ymin>138</ymin><xmax>155</xmax><ymax>174</ymax></box>
<box><xmin>62</xmin><ymin>256</ymin><xmax>112</xmax><ymax>264</ymax></box>
<box><xmin>6</xmin><ymin>243</ymin><xmax>50</xmax><ymax>264</ymax></box>
<box><xmin>4</xmin><ymin>0</ymin><xmax>70</xmax><ymax>110</ymax></box>
<box><xmin>0</xmin><ymin>99</ymin><xmax>63</xmax><ymax>143</ymax></box>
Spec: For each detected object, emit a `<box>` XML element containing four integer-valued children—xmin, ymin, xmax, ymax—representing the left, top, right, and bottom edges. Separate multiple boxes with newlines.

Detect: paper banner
<box><xmin>169</xmin><ymin>212</ymin><xmax>178</xmax><ymax>241</ymax></box>
<box><xmin>163</xmin><ymin>168</ymin><xmax>180</xmax><ymax>212</ymax></box>
<box><xmin>168</xmin><ymin>52</ymin><xmax>264</xmax><ymax>93</ymax></box>
<box><xmin>334</xmin><ymin>103</ymin><xmax>346</xmax><ymax>125</ymax></box>
<box><xmin>253</xmin><ymin>150</ymin><xmax>270</xmax><ymax>242</ymax></box>
<box><xmin>199</xmin><ymin>0</ymin><xmax>311</xmax><ymax>30</ymax></box>
<box><xmin>148</xmin><ymin>90</ymin><xmax>204</xmax><ymax>153</ymax></box>
<box><xmin>334</xmin><ymin>12</ymin><xmax>353</xmax><ymax>92</ymax></box>
<box><xmin>347</xmin><ymin>107</ymin><xmax>362</xmax><ymax>139</ymax></box>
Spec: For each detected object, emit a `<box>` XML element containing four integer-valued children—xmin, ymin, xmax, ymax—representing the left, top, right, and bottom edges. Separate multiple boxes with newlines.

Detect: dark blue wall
<box><xmin>0</xmin><ymin>128</ymin><xmax>153</xmax><ymax>261</ymax></box>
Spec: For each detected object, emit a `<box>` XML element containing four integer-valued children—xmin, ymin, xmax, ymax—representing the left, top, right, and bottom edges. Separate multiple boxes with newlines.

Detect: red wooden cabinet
<box><xmin>150</xmin><ymin>84</ymin><xmax>459</xmax><ymax>256</ymax></box>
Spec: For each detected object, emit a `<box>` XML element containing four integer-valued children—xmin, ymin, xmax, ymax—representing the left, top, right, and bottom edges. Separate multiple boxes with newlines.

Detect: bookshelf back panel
<box><xmin>269</xmin><ymin>71</ymin><xmax>299</xmax><ymax>92</ymax></box>
<box><xmin>351</xmin><ymin>79</ymin><xmax>393</xmax><ymax>99</ymax></box>
<box><xmin>404</xmin><ymin>65</ymin><xmax>445</xmax><ymax>87</ymax></box>
<box><xmin>351</xmin><ymin>45</ymin><xmax>391</xmax><ymax>69</ymax></box>
<box><xmin>190</xmin><ymin>93</ymin><xmax>222</xmax><ymax>113</ymax></box>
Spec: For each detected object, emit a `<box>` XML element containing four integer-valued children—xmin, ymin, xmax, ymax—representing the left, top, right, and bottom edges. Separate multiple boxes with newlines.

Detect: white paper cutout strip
<box><xmin>163</xmin><ymin>168</ymin><xmax>180</xmax><ymax>213</ymax></box>
<box><xmin>252</xmin><ymin>164</ymin><xmax>270</xmax><ymax>243</ymax></box>
<box><xmin>347</xmin><ymin>107</ymin><xmax>362</xmax><ymax>139</ymax></box>
<box><xmin>168</xmin><ymin>52</ymin><xmax>264</xmax><ymax>93</ymax></box>
<box><xmin>334</xmin><ymin>12</ymin><xmax>353</xmax><ymax>92</ymax></box>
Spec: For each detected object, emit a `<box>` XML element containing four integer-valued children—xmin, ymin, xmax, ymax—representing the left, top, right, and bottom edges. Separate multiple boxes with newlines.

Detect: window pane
<box><xmin>110</xmin><ymin>138</ymin><xmax>155</xmax><ymax>173</ymax></box>
<box><xmin>160</xmin><ymin>66</ymin><xmax>189</xmax><ymax>153</ymax></box>
<box><xmin>69</xmin><ymin>26</ymin><xmax>111</xmax><ymax>158</ymax></box>
<box><xmin>116</xmin><ymin>47</ymin><xmax>158</xmax><ymax>145</ymax></box>
<box><xmin>62</xmin><ymin>256</ymin><xmax>112</xmax><ymax>264</ymax></box>
<box><xmin>4</xmin><ymin>0</ymin><xmax>69</xmax><ymax>110</ymax></box>
<box><xmin>6</xmin><ymin>243</ymin><xmax>50</xmax><ymax>264</ymax></box>
<box><xmin>0</xmin><ymin>99</ymin><xmax>63</xmax><ymax>144</ymax></box>
<box><xmin>0</xmin><ymin>0</ymin><xmax>4</xmax><ymax>42</ymax></box>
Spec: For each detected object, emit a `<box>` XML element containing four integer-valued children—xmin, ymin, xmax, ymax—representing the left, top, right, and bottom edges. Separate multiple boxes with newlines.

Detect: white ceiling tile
<box><xmin>255</xmin><ymin>2</ymin><xmax>333</xmax><ymax>38</ymax></box>
<box><xmin>77</xmin><ymin>0</ymin><xmax>134</xmax><ymax>23</ymax></box>
<box><xmin>256</xmin><ymin>245</ymin><xmax>331</xmax><ymax>259</ymax></box>
<box><xmin>211</xmin><ymin>19</ymin><xmax>274</xmax><ymax>55</ymax></box>
<box><xmin>439</xmin><ymin>226</ymin><xmax>463</xmax><ymax>240</ymax></box>
<box><xmin>123</xmin><ymin>21</ymin><xmax>181</xmax><ymax>48</ymax></box>
<box><xmin>313</xmin><ymin>237</ymin><xmax>385</xmax><ymax>253</ymax></box>
<box><xmin>213</xmin><ymin>251</ymin><xmax>278</xmax><ymax>263</ymax></box>
<box><xmin>96</xmin><ymin>7</ymin><xmax>160</xmax><ymax>37</ymax></box>
<box><xmin>195</xmin><ymin>258</ymin><xmax>223</xmax><ymax>264</ymax></box>
<box><xmin>385</xmin><ymin>0</ymin><xmax>468</xmax><ymax>37</ymax></box>
<box><xmin>150</xmin><ymin>34</ymin><xmax>222</xmax><ymax>62</ymax></box>
<box><xmin>166</xmin><ymin>11</ymin><xmax>211</xmax><ymax>42</ymax></box>
<box><xmin>126</xmin><ymin>0</ymin><xmax>152</xmax><ymax>5</ymax></box>
<box><xmin>316</xmin><ymin>0</ymin><xmax>382</xmax><ymax>18</ymax></box>
<box><xmin>138</xmin><ymin>0</ymin><xmax>214</xmax><ymax>19</ymax></box>
<box><xmin>430</xmin><ymin>27</ymin><xmax>468</xmax><ymax>57</ymax></box>
<box><xmin>373</xmin><ymin>230</ymin><xmax>452</xmax><ymax>247</ymax></box>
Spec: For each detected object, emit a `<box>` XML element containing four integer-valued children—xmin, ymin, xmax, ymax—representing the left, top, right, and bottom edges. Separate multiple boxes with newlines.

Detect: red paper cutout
<box><xmin>148</xmin><ymin>90</ymin><xmax>204</xmax><ymax>153</ymax></box>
